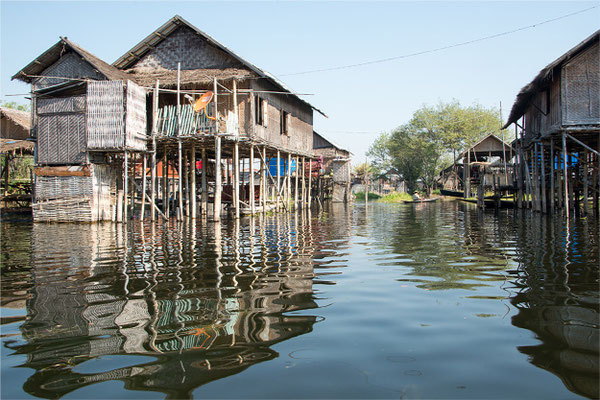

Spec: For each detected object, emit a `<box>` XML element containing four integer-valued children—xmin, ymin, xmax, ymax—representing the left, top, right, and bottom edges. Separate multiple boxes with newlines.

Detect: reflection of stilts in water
<box><xmin>173</xmin><ymin>221</ymin><xmax>186</xmax><ymax>353</ymax></box>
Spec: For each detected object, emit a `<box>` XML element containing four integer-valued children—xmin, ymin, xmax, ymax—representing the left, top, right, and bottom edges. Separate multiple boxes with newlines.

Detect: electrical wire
<box><xmin>280</xmin><ymin>5</ymin><xmax>599</xmax><ymax>77</ymax></box>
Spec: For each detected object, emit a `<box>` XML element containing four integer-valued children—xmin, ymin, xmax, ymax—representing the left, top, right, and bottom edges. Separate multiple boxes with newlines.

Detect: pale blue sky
<box><xmin>1</xmin><ymin>1</ymin><xmax>598</xmax><ymax>161</ymax></box>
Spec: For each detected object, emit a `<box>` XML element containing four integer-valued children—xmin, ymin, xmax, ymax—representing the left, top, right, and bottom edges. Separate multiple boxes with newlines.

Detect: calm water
<box><xmin>1</xmin><ymin>201</ymin><xmax>598</xmax><ymax>399</ymax></box>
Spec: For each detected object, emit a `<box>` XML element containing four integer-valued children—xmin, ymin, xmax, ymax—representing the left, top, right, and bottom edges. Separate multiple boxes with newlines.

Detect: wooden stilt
<box><xmin>301</xmin><ymin>157</ymin><xmax>306</xmax><ymax>207</ymax></box>
<box><xmin>234</xmin><ymin>141</ymin><xmax>240</xmax><ymax>219</ymax></box>
<box><xmin>262</xmin><ymin>147</ymin><xmax>267</xmax><ymax>212</ymax></box>
<box><xmin>124</xmin><ymin>152</ymin><xmax>128</xmax><ymax>221</ymax></box>
<box><xmin>163</xmin><ymin>150</ymin><xmax>168</xmax><ymax>216</ymax></box>
<box><xmin>250</xmin><ymin>145</ymin><xmax>255</xmax><ymax>215</ymax></box>
<box><xmin>191</xmin><ymin>144</ymin><xmax>196</xmax><ymax>219</ymax></box>
<box><xmin>201</xmin><ymin>147</ymin><xmax>207</xmax><ymax>217</ymax></box>
<box><xmin>151</xmin><ymin>80</ymin><xmax>159</xmax><ymax>222</ymax></box>
<box><xmin>550</xmin><ymin>138</ymin><xmax>555</xmax><ymax>213</ymax></box>
<box><xmin>214</xmin><ymin>136</ymin><xmax>222</xmax><ymax>221</ymax></box>
<box><xmin>183</xmin><ymin>150</ymin><xmax>189</xmax><ymax>218</ymax></box>
<box><xmin>307</xmin><ymin>158</ymin><xmax>312</xmax><ymax>206</ymax></box>
<box><xmin>562</xmin><ymin>133</ymin><xmax>569</xmax><ymax>218</ymax></box>
<box><xmin>287</xmin><ymin>153</ymin><xmax>291</xmax><ymax>208</ymax></box>
<box><xmin>141</xmin><ymin>154</ymin><xmax>147</xmax><ymax>220</ymax></box>
<box><xmin>541</xmin><ymin>143</ymin><xmax>547</xmax><ymax>213</ymax></box>
<box><xmin>583</xmin><ymin>149</ymin><xmax>589</xmax><ymax>216</ymax></box>
<box><xmin>294</xmin><ymin>156</ymin><xmax>299</xmax><ymax>210</ymax></box>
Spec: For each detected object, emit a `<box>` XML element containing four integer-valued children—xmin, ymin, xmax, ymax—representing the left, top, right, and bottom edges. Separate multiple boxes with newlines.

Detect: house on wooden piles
<box><xmin>457</xmin><ymin>133</ymin><xmax>514</xmax><ymax>198</ymax></box>
<box><xmin>312</xmin><ymin>131</ymin><xmax>351</xmax><ymax>202</ymax></box>
<box><xmin>502</xmin><ymin>29</ymin><xmax>599</xmax><ymax>216</ymax></box>
<box><xmin>372</xmin><ymin>168</ymin><xmax>405</xmax><ymax>195</ymax></box>
<box><xmin>12</xmin><ymin>38</ymin><xmax>147</xmax><ymax>222</ymax></box>
<box><xmin>13</xmin><ymin>15</ymin><xmax>327</xmax><ymax>222</ymax></box>
<box><xmin>1</xmin><ymin>107</ymin><xmax>34</xmax><ymax>209</ymax></box>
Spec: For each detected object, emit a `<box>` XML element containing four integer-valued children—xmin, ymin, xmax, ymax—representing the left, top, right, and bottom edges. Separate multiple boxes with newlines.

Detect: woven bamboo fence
<box><xmin>125</xmin><ymin>80</ymin><xmax>148</xmax><ymax>150</ymax></box>
<box><xmin>87</xmin><ymin>81</ymin><xmax>125</xmax><ymax>149</ymax></box>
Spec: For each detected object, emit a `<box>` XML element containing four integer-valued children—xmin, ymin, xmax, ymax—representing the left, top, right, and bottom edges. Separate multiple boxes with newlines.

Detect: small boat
<box><xmin>403</xmin><ymin>197</ymin><xmax>440</xmax><ymax>204</ymax></box>
<box><xmin>440</xmin><ymin>189</ymin><xmax>464</xmax><ymax>197</ymax></box>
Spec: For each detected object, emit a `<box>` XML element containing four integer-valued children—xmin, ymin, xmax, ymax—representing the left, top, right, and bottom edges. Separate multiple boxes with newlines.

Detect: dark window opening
<box><xmin>255</xmin><ymin>96</ymin><xmax>263</xmax><ymax>126</ymax></box>
<box><xmin>281</xmin><ymin>110</ymin><xmax>289</xmax><ymax>135</ymax></box>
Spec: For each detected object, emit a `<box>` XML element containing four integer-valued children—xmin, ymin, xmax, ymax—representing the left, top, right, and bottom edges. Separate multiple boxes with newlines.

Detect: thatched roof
<box><xmin>0</xmin><ymin>107</ymin><xmax>31</xmax><ymax>130</ymax></box>
<box><xmin>12</xmin><ymin>37</ymin><xmax>132</xmax><ymax>84</ymax></box>
<box><xmin>126</xmin><ymin>67</ymin><xmax>256</xmax><ymax>87</ymax></box>
<box><xmin>0</xmin><ymin>138</ymin><xmax>34</xmax><ymax>154</ymax></box>
<box><xmin>503</xmin><ymin>29</ymin><xmax>600</xmax><ymax>129</ymax></box>
<box><xmin>113</xmin><ymin>15</ymin><xmax>327</xmax><ymax>117</ymax></box>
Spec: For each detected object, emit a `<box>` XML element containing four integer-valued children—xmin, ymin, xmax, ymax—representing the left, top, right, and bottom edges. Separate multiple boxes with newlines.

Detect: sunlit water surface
<box><xmin>1</xmin><ymin>201</ymin><xmax>598</xmax><ymax>399</ymax></box>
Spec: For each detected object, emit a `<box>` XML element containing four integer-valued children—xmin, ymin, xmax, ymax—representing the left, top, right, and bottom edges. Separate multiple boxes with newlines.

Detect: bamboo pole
<box><xmin>562</xmin><ymin>133</ymin><xmax>569</xmax><ymax>218</ymax></box>
<box><xmin>177</xmin><ymin>63</ymin><xmax>183</xmax><ymax>221</ymax></box>
<box><xmin>191</xmin><ymin>144</ymin><xmax>196</xmax><ymax>219</ymax></box>
<box><xmin>151</xmin><ymin>80</ymin><xmax>159</xmax><ymax>221</ymax></box>
<box><xmin>201</xmin><ymin>147</ymin><xmax>207</xmax><ymax>217</ymax></box>
<box><xmin>250</xmin><ymin>145</ymin><xmax>255</xmax><ymax>215</ymax></box>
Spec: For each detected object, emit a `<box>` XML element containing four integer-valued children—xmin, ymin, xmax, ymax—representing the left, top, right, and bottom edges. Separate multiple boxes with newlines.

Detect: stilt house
<box><xmin>503</xmin><ymin>29</ymin><xmax>599</xmax><ymax>215</ymax></box>
<box><xmin>13</xmin><ymin>15</ymin><xmax>332</xmax><ymax>222</ymax></box>
<box><xmin>312</xmin><ymin>131</ymin><xmax>351</xmax><ymax>202</ymax></box>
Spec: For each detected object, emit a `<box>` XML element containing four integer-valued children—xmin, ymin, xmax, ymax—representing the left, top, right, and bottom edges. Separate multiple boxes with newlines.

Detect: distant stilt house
<box><xmin>1</xmin><ymin>107</ymin><xmax>34</xmax><ymax>209</ymax></box>
<box><xmin>14</xmin><ymin>15</ymin><xmax>336</xmax><ymax>222</ymax></box>
<box><xmin>372</xmin><ymin>168</ymin><xmax>405</xmax><ymax>195</ymax></box>
<box><xmin>503</xmin><ymin>29</ymin><xmax>599</xmax><ymax>216</ymax></box>
<box><xmin>312</xmin><ymin>131</ymin><xmax>351</xmax><ymax>202</ymax></box>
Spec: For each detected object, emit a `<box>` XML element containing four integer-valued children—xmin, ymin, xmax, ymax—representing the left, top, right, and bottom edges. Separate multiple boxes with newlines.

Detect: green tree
<box><xmin>382</xmin><ymin>100</ymin><xmax>505</xmax><ymax>195</ymax></box>
<box><xmin>0</xmin><ymin>101</ymin><xmax>30</xmax><ymax>111</ymax></box>
<box><xmin>366</xmin><ymin>132</ymin><xmax>391</xmax><ymax>176</ymax></box>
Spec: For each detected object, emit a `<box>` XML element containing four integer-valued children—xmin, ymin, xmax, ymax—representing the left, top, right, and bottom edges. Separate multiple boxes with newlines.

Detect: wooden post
<box><xmin>141</xmin><ymin>154</ymin><xmax>147</xmax><ymax>220</ymax></box>
<box><xmin>214</xmin><ymin>78</ymin><xmax>221</xmax><ymax>221</ymax></box>
<box><xmin>294</xmin><ymin>156</ymin><xmax>299</xmax><ymax>210</ymax></box>
<box><xmin>177</xmin><ymin>63</ymin><xmax>183</xmax><ymax>221</ymax></box>
<box><xmin>307</xmin><ymin>158</ymin><xmax>312</xmax><ymax>206</ymax></box>
<box><xmin>151</xmin><ymin>80</ymin><xmax>159</xmax><ymax>221</ymax></box>
<box><xmin>191</xmin><ymin>144</ymin><xmax>196</xmax><ymax>219</ymax></box>
<box><xmin>201</xmin><ymin>147</ymin><xmax>207</xmax><ymax>217</ymax></box>
<box><xmin>287</xmin><ymin>153</ymin><xmax>292</xmax><ymax>209</ymax></box>
<box><xmin>183</xmin><ymin>150</ymin><xmax>189</xmax><ymax>217</ymax></box>
<box><xmin>262</xmin><ymin>147</ymin><xmax>267</xmax><ymax>211</ymax></box>
<box><xmin>234</xmin><ymin>141</ymin><xmax>240</xmax><ymax>219</ymax></box>
<box><xmin>250</xmin><ymin>145</ymin><xmax>255</xmax><ymax>215</ymax></box>
<box><xmin>123</xmin><ymin>152</ymin><xmax>128</xmax><ymax>221</ymax></box>
<box><xmin>276</xmin><ymin>150</ymin><xmax>281</xmax><ymax>211</ymax></box>
<box><xmin>550</xmin><ymin>138</ymin><xmax>555</xmax><ymax>212</ymax></box>
<box><xmin>540</xmin><ymin>143</ymin><xmax>547</xmax><ymax>213</ymax></box>
<box><xmin>163</xmin><ymin>150</ymin><xmax>168</xmax><ymax>216</ymax></box>
<box><xmin>301</xmin><ymin>157</ymin><xmax>306</xmax><ymax>208</ymax></box>
<box><xmin>562</xmin><ymin>133</ymin><xmax>569</xmax><ymax>218</ymax></box>
<box><xmin>583</xmin><ymin>149</ymin><xmax>589</xmax><ymax>216</ymax></box>
<box><xmin>465</xmin><ymin>151</ymin><xmax>471</xmax><ymax>198</ymax></box>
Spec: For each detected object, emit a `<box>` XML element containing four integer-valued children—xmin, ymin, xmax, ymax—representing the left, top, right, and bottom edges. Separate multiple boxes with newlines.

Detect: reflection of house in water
<box><xmin>508</xmin><ymin>218</ymin><xmax>599</xmax><ymax>399</ymax></box>
<box><xmin>13</xmin><ymin>217</ymin><xmax>321</xmax><ymax>398</ymax></box>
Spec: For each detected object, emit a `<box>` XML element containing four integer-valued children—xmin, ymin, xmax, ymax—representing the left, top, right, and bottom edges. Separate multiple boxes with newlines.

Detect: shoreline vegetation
<box><xmin>354</xmin><ymin>190</ymin><xmax>442</xmax><ymax>203</ymax></box>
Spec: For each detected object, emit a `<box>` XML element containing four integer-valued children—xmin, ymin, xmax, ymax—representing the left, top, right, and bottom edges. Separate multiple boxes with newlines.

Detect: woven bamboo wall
<box><xmin>34</xmin><ymin>52</ymin><xmax>103</xmax><ymax>90</ymax></box>
<box><xmin>37</xmin><ymin>96</ymin><xmax>87</xmax><ymax>165</ymax></box>
<box><xmin>33</xmin><ymin>164</ymin><xmax>118</xmax><ymax>222</ymax></box>
<box><xmin>125</xmin><ymin>80</ymin><xmax>148</xmax><ymax>150</ymax></box>
<box><xmin>562</xmin><ymin>42</ymin><xmax>600</xmax><ymax>125</ymax></box>
<box><xmin>87</xmin><ymin>81</ymin><xmax>125</xmax><ymax>149</ymax></box>
<box><xmin>133</xmin><ymin>26</ymin><xmax>243</xmax><ymax>70</ymax></box>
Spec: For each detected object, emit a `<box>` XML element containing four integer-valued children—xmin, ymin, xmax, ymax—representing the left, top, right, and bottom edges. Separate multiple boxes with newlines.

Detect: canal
<box><xmin>1</xmin><ymin>201</ymin><xmax>598</xmax><ymax>399</ymax></box>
